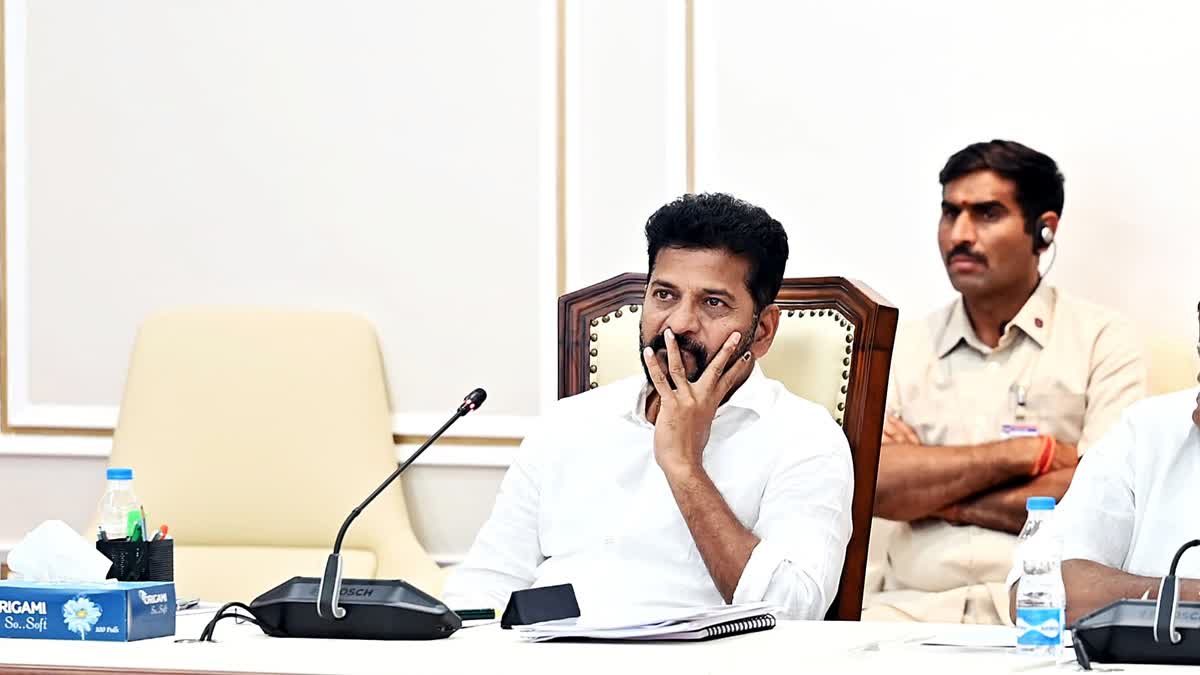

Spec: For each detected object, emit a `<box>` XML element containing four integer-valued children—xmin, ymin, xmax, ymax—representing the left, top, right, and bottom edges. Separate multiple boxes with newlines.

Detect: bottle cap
<box><xmin>106</xmin><ymin>467</ymin><xmax>134</xmax><ymax>480</ymax></box>
<box><xmin>1026</xmin><ymin>496</ymin><xmax>1056</xmax><ymax>511</ymax></box>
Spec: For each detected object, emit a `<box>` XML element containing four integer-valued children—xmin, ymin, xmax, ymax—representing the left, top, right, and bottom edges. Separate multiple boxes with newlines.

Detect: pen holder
<box><xmin>97</xmin><ymin>538</ymin><xmax>174</xmax><ymax>582</ymax></box>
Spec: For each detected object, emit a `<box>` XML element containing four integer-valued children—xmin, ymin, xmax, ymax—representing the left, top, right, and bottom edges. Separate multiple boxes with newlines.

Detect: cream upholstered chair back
<box><xmin>558</xmin><ymin>273</ymin><xmax>899</xmax><ymax>620</ymax></box>
<box><xmin>107</xmin><ymin>309</ymin><xmax>441</xmax><ymax>602</ymax></box>
<box><xmin>1146</xmin><ymin>334</ymin><xmax>1199</xmax><ymax>396</ymax></box>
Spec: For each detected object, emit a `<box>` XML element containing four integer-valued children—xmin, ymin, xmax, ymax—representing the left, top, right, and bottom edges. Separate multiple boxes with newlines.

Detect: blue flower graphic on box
<box><xmin>62</xmin><ymin>596</ymin><xmax>103</xmax><ymax>639</ymax></box>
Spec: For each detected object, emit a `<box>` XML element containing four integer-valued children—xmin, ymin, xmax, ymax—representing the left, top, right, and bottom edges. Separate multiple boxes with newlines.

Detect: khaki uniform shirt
<box><xmin>863</xmin><ymin>284</ymin><xmax>1146</xmax><ymax>624</ymax></box>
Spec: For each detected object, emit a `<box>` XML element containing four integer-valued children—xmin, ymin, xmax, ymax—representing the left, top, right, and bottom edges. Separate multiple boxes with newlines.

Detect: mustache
<box><xmin>647</xmin><ymin>331</ymin><xmax>709</xmax><ymax>365</ymax></box>
<box><xmin>946</xmin><ymin>243</ymin><xmax>987</xmax><ymax>266</ymax></box>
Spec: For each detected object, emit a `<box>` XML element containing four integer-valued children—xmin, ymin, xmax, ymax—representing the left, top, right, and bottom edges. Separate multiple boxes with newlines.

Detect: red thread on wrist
<box><xmin>1032</xmin><ymin>435</ymin><xmax>1056</xmax><ymax>476</ymax></box>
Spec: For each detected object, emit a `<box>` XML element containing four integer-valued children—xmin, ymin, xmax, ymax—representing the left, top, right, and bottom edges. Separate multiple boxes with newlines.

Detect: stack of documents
<box><xmin>517</xmin><ymin>602</ymin><xmax>777</xmax><ymax>642</ymax></box>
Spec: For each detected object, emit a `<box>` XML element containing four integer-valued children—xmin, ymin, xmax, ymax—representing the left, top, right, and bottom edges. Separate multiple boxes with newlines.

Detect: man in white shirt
<box><xmin>1007</xmin><ymin>305</ymin><xmax>1200</xmax><ymax>625</ymax></box>
<box><xmin>443</xmin><ymin>193</ymin><xmax>854</xmax><ymax>619</ymax></box>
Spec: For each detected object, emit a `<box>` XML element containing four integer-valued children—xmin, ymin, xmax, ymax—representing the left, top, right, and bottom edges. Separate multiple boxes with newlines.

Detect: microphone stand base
<box><xmin>249</xmin><ymin>576</ymin><xmax>461</xmax><ymax>640</ymax></box>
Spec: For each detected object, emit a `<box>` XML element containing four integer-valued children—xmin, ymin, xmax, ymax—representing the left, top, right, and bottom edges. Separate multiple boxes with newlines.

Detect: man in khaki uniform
<box><xmin>864</xmin><ymin>140</ymin><xmax>1146</xmax><ymax>624</ymax></box>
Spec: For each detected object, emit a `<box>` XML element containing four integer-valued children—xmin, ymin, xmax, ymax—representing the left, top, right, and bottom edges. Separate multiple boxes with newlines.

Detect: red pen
<box><xmin>152</xmin><ymin>524</ymin><xmax>168</xmax><ymax>542</ymax></box>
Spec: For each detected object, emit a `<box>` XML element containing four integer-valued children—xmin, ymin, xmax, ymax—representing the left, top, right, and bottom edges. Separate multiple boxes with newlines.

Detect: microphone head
<box><xmin>460</xmin><ymin>388</ymin><xmax>487</xmax><ymax>414</ymax></box>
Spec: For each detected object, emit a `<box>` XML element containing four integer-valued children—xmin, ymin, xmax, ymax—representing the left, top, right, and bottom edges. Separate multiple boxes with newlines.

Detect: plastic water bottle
<box><xmin>1015</xmin><ymin>496</ymin><xmax>1065</xmax><ymax>657</ymax></box>
<box><xmin>98</xmin><ymin>467</ymin><xmax>142</xmax><ymax>540</ymax></box>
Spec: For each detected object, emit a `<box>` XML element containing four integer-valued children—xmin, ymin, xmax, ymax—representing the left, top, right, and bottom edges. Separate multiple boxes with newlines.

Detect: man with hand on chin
<box><xmin>444</xmin><ymin>193</ymin><xmax>853</xmax><ymax>619</ymax></box>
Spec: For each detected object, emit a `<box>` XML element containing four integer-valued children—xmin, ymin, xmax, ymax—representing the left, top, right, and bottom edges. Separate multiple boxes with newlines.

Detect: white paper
<box><xmin>921</xmin><ymin>625</ymin><xmax>1074</xmax><ymax>649</ymax></box>
<box><xmin>921</xmin><ymin>625</ymin><xmax>1017</xmax><ymax>648</ymax></box>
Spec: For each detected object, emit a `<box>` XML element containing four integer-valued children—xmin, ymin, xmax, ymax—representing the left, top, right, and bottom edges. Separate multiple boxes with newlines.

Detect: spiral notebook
<box><xmin>517</xmin><ymin>602</ymin><xmax>777</xmax><ymax>642</ymax></box>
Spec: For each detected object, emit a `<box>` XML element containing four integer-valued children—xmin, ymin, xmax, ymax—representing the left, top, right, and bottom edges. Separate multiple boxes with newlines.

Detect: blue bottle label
<box><xmin>1016</xmin><ymin>607</ymin><xmax>1063</xmax><ymax>646</ymax></box>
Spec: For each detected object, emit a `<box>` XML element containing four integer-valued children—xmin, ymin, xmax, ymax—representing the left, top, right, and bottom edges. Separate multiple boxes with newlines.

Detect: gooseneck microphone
<box><xmin>1154</xmin><ymin>539</ymin><xmax>1200</xmax><ymax>645</ymax></box>
<box><xmin>1072</xmin><ymin>538</ymin><xmax>1200</xmax><ymax>668</ymax></box>
<box><xmin>227</xmin><ymin>388</ymin><xmax>487</xmax><ymax>642</ymax></box>
<box><xmin>317</xmin><ymin>387</ymin><xmax>487</xmax><ymax>621</ymax></box>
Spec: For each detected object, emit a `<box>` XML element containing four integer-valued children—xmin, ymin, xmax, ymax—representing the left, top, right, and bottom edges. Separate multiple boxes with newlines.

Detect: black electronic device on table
<box><xmin>199</xmin><ymin>388</ymin><xmax>488</xmax><ymax>642</ymax></box>
<box><xmin>1072</xmin><ymin>539</ymin><xmax>1200</xmax><ymax>669</ymax></box>
<box><xmin>249</xmin><ymin>576</ymin><xmax>460</xmax><ymax>640</ymax></box>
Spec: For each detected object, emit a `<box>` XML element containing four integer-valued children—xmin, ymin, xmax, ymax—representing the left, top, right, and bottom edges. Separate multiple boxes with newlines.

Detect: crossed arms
<box><xmin>874</xmin><ymin>417</ymin><xmax>1077</xmax><ymax>533</ymax></box>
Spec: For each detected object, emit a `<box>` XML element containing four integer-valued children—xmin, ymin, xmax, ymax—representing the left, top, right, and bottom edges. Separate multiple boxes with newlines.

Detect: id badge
<box><xmin>1001</xmin><ymin>423</ymin><xmax>1039</xmax><ymax>439</ymax></box>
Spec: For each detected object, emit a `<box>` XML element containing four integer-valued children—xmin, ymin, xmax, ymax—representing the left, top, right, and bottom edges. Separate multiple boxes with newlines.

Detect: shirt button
<box><xmin>988</xmin><ymin>361</ymin><xmax>1001</xmax><ymax>372</ymax></box>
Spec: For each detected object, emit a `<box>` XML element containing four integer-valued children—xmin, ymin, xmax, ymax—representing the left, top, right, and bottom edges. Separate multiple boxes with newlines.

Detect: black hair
<box><xmin>644</xmin><ymin>193</ymin><xmax>788</xmax><ymax>311</ymax></box>
<box><xmin>939</xmin><ymin>140</ymin><xmax>1065</xmax><ymax>234</ymax></box>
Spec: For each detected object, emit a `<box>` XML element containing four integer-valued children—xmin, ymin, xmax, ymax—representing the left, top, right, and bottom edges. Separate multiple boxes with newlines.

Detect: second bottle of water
<box><xmin>1015</xmin><ymin>496</ymin><xmax>1065</xmax><ymax>657</ymax></box>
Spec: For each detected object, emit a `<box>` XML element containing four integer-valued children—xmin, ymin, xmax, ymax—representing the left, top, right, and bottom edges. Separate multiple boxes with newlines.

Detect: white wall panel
<box><xmin>695</xmin><ymin>0</ymin><xmax>1198</xmax><ymax>339</ymax></box>
<box><xmin>8</xmin><ymin>0</ymin><xmax>551</xmax><ymax>435</ymax></box>
<box><xmin>566</xmin><ymin>0</ymin><xmax>687</xmax><ymax>290</ymax></box>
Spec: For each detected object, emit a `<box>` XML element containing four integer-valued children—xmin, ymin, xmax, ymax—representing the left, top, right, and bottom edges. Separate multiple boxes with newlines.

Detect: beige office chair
<box><xmin>106</xmin><ymin>309</ymin><xmax>442</xmax><ymax>602</ymax></box>
<box><xmin>1147</xmin><ymin>335</ymin><xmax>1198</xmax><ymax>396</ymax></box>
<box><xmin>558</xmin><ymin>273</ymin><xmax>899</xmax><ymax>620</ymax></box>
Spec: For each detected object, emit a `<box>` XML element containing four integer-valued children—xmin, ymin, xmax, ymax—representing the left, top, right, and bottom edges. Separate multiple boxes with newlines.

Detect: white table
<box><xmin>0</xmin><ymin>612</ymin><xmax>1167</xmax><ymax>674</ymax></box>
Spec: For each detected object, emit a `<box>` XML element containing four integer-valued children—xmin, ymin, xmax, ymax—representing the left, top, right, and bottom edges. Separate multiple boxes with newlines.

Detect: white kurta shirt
<box><xmin>1007</xmin><ymin>388</ymin><xmax>1200</xmax><ymax>588</ymax></box>
<box><xmin>443</xmin><ymin>365</ymin><xmax>854</xmax><ymax>620</ymax></box>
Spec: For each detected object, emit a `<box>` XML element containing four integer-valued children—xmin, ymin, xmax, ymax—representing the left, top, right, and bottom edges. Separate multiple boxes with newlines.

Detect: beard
<box><xmin>639</xmin><ymin>314</ymin><xmax>759</xmax><ymax>388</ymax></box>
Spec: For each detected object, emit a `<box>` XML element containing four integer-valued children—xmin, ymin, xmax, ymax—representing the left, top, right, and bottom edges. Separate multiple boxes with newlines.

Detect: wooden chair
<box><xmin>558</xmin><ymin>273</ymin><xmax>898</xmax><ymax>620</ymax></box>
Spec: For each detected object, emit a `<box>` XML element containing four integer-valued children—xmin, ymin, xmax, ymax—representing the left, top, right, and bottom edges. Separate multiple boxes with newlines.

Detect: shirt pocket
<box><xmin>1026</xmin><ymin>377</ymin><xmax>1086</xmax><ymax>446</ymax></box>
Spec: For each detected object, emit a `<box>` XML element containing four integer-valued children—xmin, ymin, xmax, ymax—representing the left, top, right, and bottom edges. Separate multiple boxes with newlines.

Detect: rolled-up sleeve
<box><xmin>732</xmin><ymin>423</ymin><xmax>854</xmax><ymax>620</ymax></box>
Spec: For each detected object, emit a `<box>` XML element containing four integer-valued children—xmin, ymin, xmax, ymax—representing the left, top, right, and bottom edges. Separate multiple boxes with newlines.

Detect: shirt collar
<box><xmin>628</xmin><ymin>362</ymin><xmax>772</xmax><ymax>425</ymax></box>
<box><xmin>936</xmin><ymin>282</ymin><xmax>1056</xmax><ymax>358</ymax></box>
<box><xmin>1006</xmin><ymin>282</ymin><xmax>1056</xmax><ymax>349</ymax></box>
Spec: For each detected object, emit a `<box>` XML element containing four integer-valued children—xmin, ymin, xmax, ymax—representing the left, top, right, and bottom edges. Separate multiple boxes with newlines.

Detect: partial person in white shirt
<box><xmin>1007</xmin><ymin>304</ymin><xmax>1200</xmax><ymax>625</ymax></box>
<box><xmin>443</xmin><ymin>193</ymin><xmax>854</xmax><ymax>620</ymax></box>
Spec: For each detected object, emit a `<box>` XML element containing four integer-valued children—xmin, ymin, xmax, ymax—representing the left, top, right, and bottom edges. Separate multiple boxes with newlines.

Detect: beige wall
<box><xmin>3</xmin><ymin>0</ymin><xmax>1199</xmax><ymax>571</ymax></box>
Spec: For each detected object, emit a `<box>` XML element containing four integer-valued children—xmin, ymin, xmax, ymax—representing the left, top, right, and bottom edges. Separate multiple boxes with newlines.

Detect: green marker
<box><xmin>126</xmin><ymin>509</ymin><xmax>142</xmax><ymax>541</ymax></box>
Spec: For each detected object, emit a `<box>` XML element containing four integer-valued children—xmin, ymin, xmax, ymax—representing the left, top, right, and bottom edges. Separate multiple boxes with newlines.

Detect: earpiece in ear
<box><xmin>1032</xmin><ymin>219</ymin><xmax>1055</xmax><ymax>252</ymax></box>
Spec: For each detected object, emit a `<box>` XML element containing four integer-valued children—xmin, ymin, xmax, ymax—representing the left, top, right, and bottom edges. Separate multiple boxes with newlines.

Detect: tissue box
<box><xmin>0</xmin><ymin>580</ymin><xmax>175</xmax><ymax>641</ymax></box>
